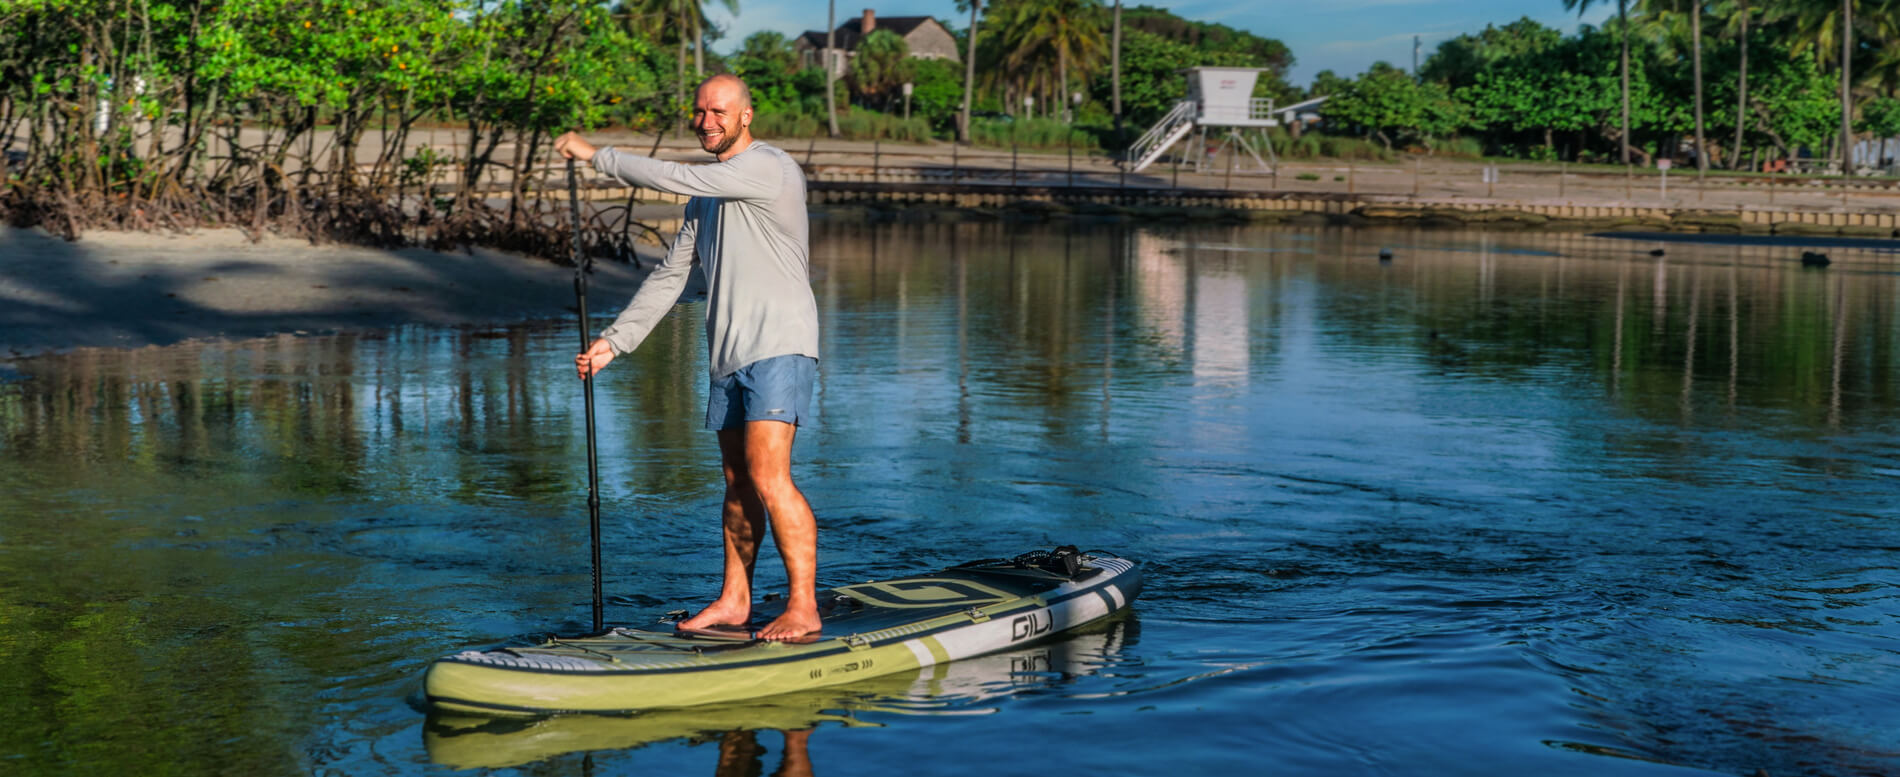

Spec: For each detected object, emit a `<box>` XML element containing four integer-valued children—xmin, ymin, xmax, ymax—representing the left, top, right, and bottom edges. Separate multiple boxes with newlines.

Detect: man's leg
<box><xmin>678</xmin><ymin>428</ymin><xmax>767</xmax><ymax>631</ymax></box>
<box><xmin>743</xmin><ymin>419</ymin><xmax>821</xmax><ymax>640</ymax></box>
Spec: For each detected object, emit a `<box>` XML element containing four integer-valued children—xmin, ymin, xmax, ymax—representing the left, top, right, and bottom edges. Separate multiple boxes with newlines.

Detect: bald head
<box><xmin>698</xmin><ymin>74</ymin><xmax>753</xmax><ymax>110</ymax></box>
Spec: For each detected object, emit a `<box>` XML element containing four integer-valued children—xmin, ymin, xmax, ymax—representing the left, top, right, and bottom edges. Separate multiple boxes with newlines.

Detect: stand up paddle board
<box><xmin>424</xmin><ymin>617</ymin><xmax>1133</xmax><ymax>768</ymax></box>
<box><xmin>424</xmin><ymin>546</ymin><xmax>1141</xmax><ymax>717</ymax></box>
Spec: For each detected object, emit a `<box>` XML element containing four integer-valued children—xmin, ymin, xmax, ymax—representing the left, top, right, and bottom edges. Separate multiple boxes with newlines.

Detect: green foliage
<box><xmin>1420</xmin><ymin>16</ymin><xmax>1564</xmax><ymax>91</ymax></box>
<box><xmin>1325</xmin><ymin>62</ymin><xmax>1466</xmax><ymax>150</ymax></box>
<box><xmin>1123</xmin><ymin>4</ymin><xmax>1287</xmax><ymax>64</ymax></box>
<box><xmin>730</xmin><ymin>31</ymin><xmax>802</xmax><ymax>115</ymax></box>
<box><xmin>447</xmin><ymin>1</ymin><xmax>657</xmax><ymax>136</ymax></box>
<box><xmin>1308</xmin><ymin>69</ymin><xmax>1352</xmax><ymax>99</ymax></box>
<box><xmin>1454</xmin><ymin>23</ymin><xmax>1657</xmax><ymax>146</ymax></box>
<box><xmin>907</xmin><ymin>57</ymin><xmax>969</xmax><ymax>132</ymax></box>
<box><xmin>1122</xmin><ymin>4</ymin><xmax>1295</xmax><ymax>100</ymax></box>
<box><xmin>0</xmin><ymin>0</ymin><xmax>660</xmax><ymax>240</ymax></box>
<box><xmin>1856</xmin><ymin>96</ymin><xmax>1900</xmax><ymax>139</ymax></box>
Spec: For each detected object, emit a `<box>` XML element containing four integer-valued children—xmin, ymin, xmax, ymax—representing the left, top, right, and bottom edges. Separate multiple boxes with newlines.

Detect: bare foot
<box><xmin>756</xmin><ymin>605</ymin><xmax>821</xmax><ymax>641</ymax></box>
<box><xmin>677</xmin><ymin>597</ymin><xmax>751</xmax><ymax>632</ymax></box>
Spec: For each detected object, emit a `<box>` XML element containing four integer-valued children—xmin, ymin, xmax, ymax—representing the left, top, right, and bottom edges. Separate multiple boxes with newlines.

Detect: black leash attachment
<box><xmin>955</xmin><ymin>545</ymin><xmax>1095</xmax><ymax>580</ymax></box>
<box><xmin>568</xmin><ymin>157</ymin><xmax>604</xmax><ymax>634</ymax></box>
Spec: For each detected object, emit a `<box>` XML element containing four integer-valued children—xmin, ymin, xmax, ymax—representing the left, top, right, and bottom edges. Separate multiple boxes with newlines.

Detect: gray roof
<box><xmin>799</xmin><ymin>16</ymin><xmax>941</xmax><ymax>51</ymax></box>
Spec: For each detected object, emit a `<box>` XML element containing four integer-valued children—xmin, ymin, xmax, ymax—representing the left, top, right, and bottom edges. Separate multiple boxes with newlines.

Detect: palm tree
<box><xmin>991</xmin><ymin>0</ymin><xmax>1107</xmax><ymax>123</ymax></box>
<box><xmin>1841</xmin><ymin>0</ymin><xmax>1853</xmax><ymax>175</ymax></box>
<box><xmin>619</xmin><ymin>0</ymin><xmax>737</xmax><ymax>117</ymax></box>
<box><xmin>849</xmin><ymin>30</ymin><xmax>912</xmax><ymax>109</ymax></box>
<box><xmin>1857</xmin><ymin>2</ymin><xmax>1900</xmax><ymax>97</ymax></box>
<box><xmin>1714</xmin><ymin>0</ymin><xmax>1755</xmax><ymax>169</ymax></box>
<box><xmin>1565</xmin><ymin>0</ymin><xmax>1632</xmax><ymax>163</ymax></box>
<box><xmin>1693</xmin><ymin>3</ymin><xmax>1707</xmax><ymax>172</ymax></box>
<box><xmin>956</xmin><ymin>0</ymin><xmax>982</xmax><ymax>143</ymax></box>
<box><xmin>826</xmin><ymin>0</ymin><xmax>839</xmax><ymax>137</ymax></box>
<box><xmin>1765</xmin><ymin>0</ymin><xmax>1858</xmax><ymax>173</ymax></box>
<box><xmin>1636</xmin><ymin>0</ymin><xmax>1708</xmax><ymax>171</ymax></box>
<box><xmin>1839</xmin><ymin>0</ymin><xmax>1854</xmax><ymax>173</ymax></box>
<box><xmin>1111</xmin><ymin>0</ymin><xmax>1123</xmax><ymax>143</ymax></box>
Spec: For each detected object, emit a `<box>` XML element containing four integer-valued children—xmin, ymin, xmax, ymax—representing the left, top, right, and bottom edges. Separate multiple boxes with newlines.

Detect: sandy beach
<box><xmin>0</xmin><ymin>224</ymin><xmax>662</xmax><ymax>359</ymax></box>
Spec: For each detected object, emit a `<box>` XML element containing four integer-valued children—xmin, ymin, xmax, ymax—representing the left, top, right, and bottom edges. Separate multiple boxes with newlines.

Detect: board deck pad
<box><xmin>691</xmin><ymin>564</ymin><xmax>1080</xmax><ymax>637</ymax></box>
<box><xmin>424</xmin><ymin>548</ymin><xmax>1142</xmax><ymax>716</ymax></box>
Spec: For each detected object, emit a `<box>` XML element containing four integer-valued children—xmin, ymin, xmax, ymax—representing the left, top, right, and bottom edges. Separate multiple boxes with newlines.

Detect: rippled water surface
<box><xmin>3</xmin><ymin>222</ymin><xmax>1898</xmax><ymax>776</ymax></box>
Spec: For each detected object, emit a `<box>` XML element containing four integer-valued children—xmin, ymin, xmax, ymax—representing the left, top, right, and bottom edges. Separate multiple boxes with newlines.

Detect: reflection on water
<box><xmin>2</xmin><ymin>223</ymin><xmax>1898</xmax><ymax>776</ymax></box>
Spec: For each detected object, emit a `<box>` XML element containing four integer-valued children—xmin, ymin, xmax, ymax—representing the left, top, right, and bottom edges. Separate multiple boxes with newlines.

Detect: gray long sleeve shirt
<box><xmin>591</xmin><ymin>141</ymin><xmax>818</xmax><ymax>379</ymax></box>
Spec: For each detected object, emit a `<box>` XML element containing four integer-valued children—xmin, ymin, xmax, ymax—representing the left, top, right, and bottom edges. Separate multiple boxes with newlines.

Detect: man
<box><xmin>554</xmin><ymin>74</ymin><xmax>821</xmax><ymax>641</ymax></box>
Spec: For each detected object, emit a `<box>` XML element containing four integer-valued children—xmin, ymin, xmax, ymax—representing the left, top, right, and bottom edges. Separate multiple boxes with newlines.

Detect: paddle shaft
<box><xmin>568</xmin><ymin>157</ymin><xmax>604</xmax><ymax>633</ymax></box>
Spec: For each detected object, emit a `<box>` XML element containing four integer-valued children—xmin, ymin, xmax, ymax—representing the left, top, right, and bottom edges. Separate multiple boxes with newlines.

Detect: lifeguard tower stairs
<box><xmin>1127</xmin><ymin>67</ymin><xmax>1278</xmax><ymax>174</ymax></box>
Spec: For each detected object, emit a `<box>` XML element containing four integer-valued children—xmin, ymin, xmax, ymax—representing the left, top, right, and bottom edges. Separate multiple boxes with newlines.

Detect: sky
<box><xmin>707</xmin><ymin>1</ymin><xmax>1617</xmax><ymax>89</ymax></box>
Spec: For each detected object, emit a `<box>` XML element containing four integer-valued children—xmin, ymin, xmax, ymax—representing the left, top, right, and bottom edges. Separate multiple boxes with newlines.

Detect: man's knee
<box><xmin>744</xmin><ymin>465</ymin><xmax>797</xmax><ymax>500</ymax></box>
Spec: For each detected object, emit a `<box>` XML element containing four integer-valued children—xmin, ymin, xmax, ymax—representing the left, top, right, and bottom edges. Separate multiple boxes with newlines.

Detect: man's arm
<box><xmin>597</xmin><ymin>216</ymin><xmax>699</xmax><ymax>356</ymax></box>
<box><xmin>592</xmin><ymin>146</ymin><xmax>781</xmax><ymax>202</ymax></box>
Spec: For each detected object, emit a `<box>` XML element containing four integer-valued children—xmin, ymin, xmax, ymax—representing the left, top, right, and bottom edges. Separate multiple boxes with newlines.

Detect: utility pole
<box><xmin>826</xmin><ymin>0</ymin><xmax>840</xmax><ymax>138</ymax></box>
<box><xmin>1413</xmin><ymin>35</ymin><xmax>1420</xmax><ymax>77</ymax></box>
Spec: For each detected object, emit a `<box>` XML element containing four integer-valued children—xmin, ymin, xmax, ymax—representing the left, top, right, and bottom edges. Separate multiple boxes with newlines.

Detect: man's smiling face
<box><xmin>692</xmin><ymin>76</ymin><xmax>753</xmax><ymax>159</ymax></box>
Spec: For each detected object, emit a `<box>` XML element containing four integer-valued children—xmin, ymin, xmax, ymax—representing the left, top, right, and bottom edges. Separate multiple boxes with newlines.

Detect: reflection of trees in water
<box><xmin>814</xmin><ymin>220</ymin><xmax>1140</xmax><ymax>449</ymax></box>
<box><xmin>1282</xmin><ymin>227</ymin><xmax>1897</xmax><ymax>430</ymax></box>
<box><xmin>0</xmin><ymin>320</ymin><xmax>733</xmax><ymax>777</ymax></box>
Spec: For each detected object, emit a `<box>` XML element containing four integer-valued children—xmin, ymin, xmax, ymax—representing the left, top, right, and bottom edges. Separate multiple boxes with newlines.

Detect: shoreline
<box><xmin>6</xmin><ymin>199</ymin><xmax>1896</xmax><ymax>362</ymax></box>
<box><xmin>0</xmin><ymin>225</ymin><xmax>660</xmax><ymax>361</ymax></box>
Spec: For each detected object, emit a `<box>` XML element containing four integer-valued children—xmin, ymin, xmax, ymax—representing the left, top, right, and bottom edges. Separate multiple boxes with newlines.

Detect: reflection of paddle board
<box><xmin>424</xmin><ymin>618</ymin><xmax>1134</xmax><ymax>770</ymax></box>
<box><xmin>424</xmin><ymin>547</ymin><xmax>1141</xmax><ymax>717</ymax></box>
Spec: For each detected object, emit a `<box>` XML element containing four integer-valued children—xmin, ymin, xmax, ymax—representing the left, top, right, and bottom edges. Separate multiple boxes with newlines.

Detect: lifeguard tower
<box><xmin>1127</xmin><ymin>67</ymin><xmax>1277</xmax><ymax>174</ymax></box>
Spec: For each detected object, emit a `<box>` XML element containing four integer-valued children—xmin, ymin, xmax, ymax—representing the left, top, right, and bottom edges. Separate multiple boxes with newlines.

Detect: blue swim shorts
<box><xmin>706</xmin><ymin>354</ymin><xmax>817</xmax><ymax>430</ymax></box>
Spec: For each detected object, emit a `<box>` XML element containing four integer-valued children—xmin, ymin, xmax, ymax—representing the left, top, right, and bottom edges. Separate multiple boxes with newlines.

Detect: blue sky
<box><xmin>708</xmin><ymin>1</ymin><xmax>1616</xmax><ymax>89</ymax></box>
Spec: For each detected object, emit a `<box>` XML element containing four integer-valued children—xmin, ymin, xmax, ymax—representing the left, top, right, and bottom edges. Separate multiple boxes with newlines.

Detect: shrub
<box><xmin>751</xmin><ymin>111</ymin><xmax>823</xmax><ymax>140</ymax></box>
<box><xmin>1436</xmin><ymin>136</ymin><xmax>1485</xmax><ymax>159</ymax></box>
<box><xmin>837</xmin><ymin>109</ymin><xmax>934</xmax><ymax>142</ymax></box>
<box><xmin>1316</xmin><ymin>135</ymin><xmax>1394</xmax><ymax>161</ymax></box>
<box><xmin>749</xmin><ymin>109</ymin><xmax>934</xmax><ymax>142</ymax></box>
<box><xmin>970</xmin><ymin>117</ymin><xmax>1099</xmax><ymax>150</ymax></box>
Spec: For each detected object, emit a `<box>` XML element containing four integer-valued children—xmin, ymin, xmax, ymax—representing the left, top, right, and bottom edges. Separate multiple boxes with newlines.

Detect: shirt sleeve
<box><xmin>592</xmin><ymin>146</ymin><xmax>783</xmax><ymax>202</ymax></box>
<box><xmin>598</xmin><ymin>215</ymin><xmax>698</xmax><ymax>356</ymax></box>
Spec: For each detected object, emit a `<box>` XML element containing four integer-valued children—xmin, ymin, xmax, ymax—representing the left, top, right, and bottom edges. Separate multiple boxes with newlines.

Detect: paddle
<box><xmin>567</xmin><ymin>157</ymin><xmax>605</xmax><ymax>633</ymax></box>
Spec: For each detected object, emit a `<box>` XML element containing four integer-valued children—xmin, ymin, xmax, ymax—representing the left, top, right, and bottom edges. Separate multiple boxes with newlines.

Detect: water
<box><xmin>2</xmin><ymin>222</ymin><xmax>1897</xmax><ymax>776</ymax></box>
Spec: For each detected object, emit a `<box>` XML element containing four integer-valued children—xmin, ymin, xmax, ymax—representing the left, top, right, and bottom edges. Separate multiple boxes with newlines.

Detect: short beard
<box><xmin>700</xmin><ymin>129</ymin><xmax>739</xmax><ymax>156</ymax></box>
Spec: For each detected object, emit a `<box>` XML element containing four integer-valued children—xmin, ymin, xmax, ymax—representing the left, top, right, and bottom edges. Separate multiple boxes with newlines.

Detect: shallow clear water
<box><xmin>2</xmin><ymin>222</ymin><xmax>1898</xmax><ymax>776</ymax></box>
